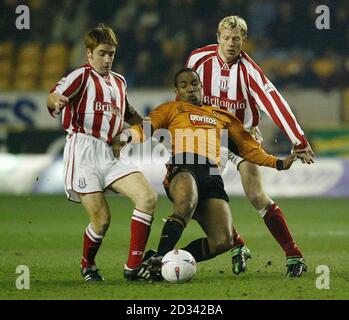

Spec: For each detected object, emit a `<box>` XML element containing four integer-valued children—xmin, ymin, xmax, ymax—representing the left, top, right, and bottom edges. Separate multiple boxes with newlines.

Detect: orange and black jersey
<box><xmin>131</xmin><ymin>101</ymin><xmax>279</xmax><ymax>168</ymax></box>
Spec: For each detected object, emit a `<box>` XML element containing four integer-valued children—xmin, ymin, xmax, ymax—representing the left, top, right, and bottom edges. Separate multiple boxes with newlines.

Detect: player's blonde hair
<box><xmin>85</xmin><ymin>24</ymin><xmax>118</xmax><ymax>52</ymax></box>
<box><xmin>217</xmin><ymin>16</ymin><xmax>248</xmax><ymax>38</ymax></box>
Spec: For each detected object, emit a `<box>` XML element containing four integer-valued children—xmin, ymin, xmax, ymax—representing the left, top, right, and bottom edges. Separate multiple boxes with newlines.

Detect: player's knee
<box><xmin>246</xmin><ymin>189</ymin><xmax>267</xmax><ymax>209</ymax></box>
<box><xmin>147</xmin><ymin>190</ymin><xmax>158</xmax><ymax>210</ymax></box>
<box><xmin>151</xmin><ymin>190</ymin><xmax>158</xmax><ymax>206</ymax></box>
<box><xmin>99</xmin><ymin>222</ymin><xmax>110</xmax><ymax>235</ymax></box>
<box><xmin>136</xmin><ymin>190</ymin><xmax>157</xmax><ymax>213</ymax></box>
<box><xmin>94</xmin><ymin>216</ymin><xmax>111</xmax><ymax>235</ymax></box>
<box><xmin>174</xmin><ymin>199</ymin><xmax>196</xmax><ymax>219</ymax></box>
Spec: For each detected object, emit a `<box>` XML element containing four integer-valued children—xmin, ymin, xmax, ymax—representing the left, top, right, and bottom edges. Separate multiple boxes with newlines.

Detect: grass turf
<box><xmin>0</xmin><ymin>195</ymin><xmax>348</xmax><ymax>300</ymax></box>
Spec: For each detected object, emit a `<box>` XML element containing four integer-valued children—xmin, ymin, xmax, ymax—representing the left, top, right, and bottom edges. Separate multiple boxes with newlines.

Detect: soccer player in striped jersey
<box><xmin>47</xmin><ymin>25</ymin><xmax>157</xmax><ymax>282</ymax></box>
<box><xmin>185</xmin><ymin>16</ymin><xmax>314</xmax><ymax>277</ymax></box>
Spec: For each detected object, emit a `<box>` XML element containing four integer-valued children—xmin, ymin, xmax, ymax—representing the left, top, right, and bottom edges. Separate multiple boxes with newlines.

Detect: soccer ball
<box><xmin>161</xmin><ymin>249</ymin><xmax>197</xmax><ymax>284</ymax></box>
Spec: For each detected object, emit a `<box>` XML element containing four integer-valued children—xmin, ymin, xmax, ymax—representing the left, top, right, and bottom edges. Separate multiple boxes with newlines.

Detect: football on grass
<box><xmin>161</xmin><ymin>249</ymin><xmax>197</xmax><ymax>283</ymax></box>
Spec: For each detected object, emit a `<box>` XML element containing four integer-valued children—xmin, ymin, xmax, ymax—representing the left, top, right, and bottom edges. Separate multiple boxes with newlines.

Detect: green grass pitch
<box><xmin>0</xmin><ymin>195</ymin><xmax>348</xmax><ymax>300</ymax></box>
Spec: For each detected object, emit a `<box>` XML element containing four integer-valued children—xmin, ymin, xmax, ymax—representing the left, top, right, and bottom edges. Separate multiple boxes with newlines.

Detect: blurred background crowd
<box><xmin>0</xmin><ymin>0</ymin><xmax>348</xmax><ymax>91</ymax></box>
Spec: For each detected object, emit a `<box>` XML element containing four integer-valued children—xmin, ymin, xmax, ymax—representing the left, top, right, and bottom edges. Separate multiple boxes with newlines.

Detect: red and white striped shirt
<box><xmin>50</xmin><ymin>64</ymin><xmax>134</xmax><ymax>145</ymax></box>
<box><xmin>186</xmin><ymin>44</ymin><xmax>307</xmax><ymax>147</ymax></box>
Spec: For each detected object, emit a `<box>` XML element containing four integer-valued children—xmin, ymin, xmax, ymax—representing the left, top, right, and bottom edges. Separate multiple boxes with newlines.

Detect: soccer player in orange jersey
<box><xmin>117</xmin><ymin>68</ymin><xmax>302</xmax><ymax>278</ymax></box>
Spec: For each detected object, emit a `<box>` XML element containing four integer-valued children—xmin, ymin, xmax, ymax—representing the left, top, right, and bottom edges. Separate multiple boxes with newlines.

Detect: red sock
<box><xmin>263</xmin><ymin>203</ymin><xmax>302</xmax><ymax>257</ymax></box>
<box><xmin>127</xmin><ymin>209</ymin><xmax>153</xmax><ymax>269</ymax></box>
<box><xmin>232</xmin><ymin>227</ymin><xmax>245</xmax><ymax>248</ymax></box>
<box><xmin>81</xmin><ymin>224</ymin><xmax>103</xmax><ymax>270</ymax></box>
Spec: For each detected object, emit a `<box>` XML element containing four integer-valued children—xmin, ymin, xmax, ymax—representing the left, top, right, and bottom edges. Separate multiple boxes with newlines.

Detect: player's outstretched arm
<box><xmin>47</xmin><ymin>92</ymin><xmax>69</xmax><ymax>116</ymax></box>
<box><xmin>243</xmin><ymin>53</ymin><xmax>315</xmax><ymax>164</ymax></box>
<box><xmin>112</xmin><ymin>103</ymin><xmax>172</xmax><ymax>158</ymax></box>
<box><xmin>227</xmin><ymin>119</ymin><xmax>300</xmax><ymax>170</ymax></box>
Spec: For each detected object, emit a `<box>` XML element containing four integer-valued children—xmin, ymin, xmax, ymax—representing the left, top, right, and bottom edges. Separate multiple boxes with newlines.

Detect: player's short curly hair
<box><xmin>173</xmin><ymin>68</ymin><xmax>200</xmax><ymax>87</ymax></box>
<box><xmin>217</xmin><ymin>16</ymin><xmax>248</xmax><ymax>38</ymax></box>
<box><xmin>85</xmin><ymin>24</ymin><xmax>118</xmax><ymax>52</ymax></box>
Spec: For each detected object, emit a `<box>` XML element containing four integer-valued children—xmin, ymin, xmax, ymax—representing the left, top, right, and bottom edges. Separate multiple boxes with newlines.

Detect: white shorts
<box><xmin>63</xmin><ymin>133</ymin><xmax>140</xmax><ymax>202</ymax></box>
<box><xmin>221</xmin><ymin>126</ymin><xmax>264</xmax><ymax>172</ymax></box>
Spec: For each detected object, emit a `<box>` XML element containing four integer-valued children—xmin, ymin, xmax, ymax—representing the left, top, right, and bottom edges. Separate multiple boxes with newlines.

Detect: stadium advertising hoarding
<box><xmin>0</xmin><ymin>92</ymin><xmax>58</xmax><ymax>129</ymax></box>
<box><xmin>0</xmin><ymin>154</ymin><xmax>348</xmax><ymax>197</ymax></box>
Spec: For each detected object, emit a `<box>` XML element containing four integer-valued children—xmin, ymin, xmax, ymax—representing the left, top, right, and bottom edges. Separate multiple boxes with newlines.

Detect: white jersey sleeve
<box><xmin>53</xmin><ymin>66</ymin><xmax>86</xmax><ymax>99</ymax></box>
<box><xmin>241</xmin><ymin>52</ymin><xmax>307</xmax><ymax>147</ymax></box>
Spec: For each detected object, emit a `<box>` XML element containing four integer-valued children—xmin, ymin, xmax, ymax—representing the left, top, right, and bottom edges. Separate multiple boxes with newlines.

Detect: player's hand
<box><xmin>53</xmin><ymin>94</ymin><xmax>69</xmax><ymax>115</ymax></box>
<box><xmin>282</xmin><ymin>151</ymin><xmax>298</xmax><ymax>170</ymax></box>
<box><xmin>293</xmin><ymin>142</ymin><xmax>315</xmax><ymax>164</ymax></box>
<box><xmin>112</xmin><ymin>131</ymin><xmax>130</xmax><ymax>158</ymax></box>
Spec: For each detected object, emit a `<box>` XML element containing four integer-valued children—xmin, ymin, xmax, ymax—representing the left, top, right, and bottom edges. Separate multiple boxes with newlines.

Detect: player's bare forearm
<box><xmin>126</xmin><ymin>112</ymin><xmax>143</xmax><ymax>125</ymax></box>
<box><xmin>124</xmin><ymin>102</ymin><xmax>144</xmax><ymax>125</ymax></box>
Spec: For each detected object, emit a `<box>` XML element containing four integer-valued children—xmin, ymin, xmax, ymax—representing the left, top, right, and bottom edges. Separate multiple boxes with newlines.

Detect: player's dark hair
<box><xmin>173</xmin><ymin>68</ymin><xmax>200</xmax><ymax>87</ymax></box>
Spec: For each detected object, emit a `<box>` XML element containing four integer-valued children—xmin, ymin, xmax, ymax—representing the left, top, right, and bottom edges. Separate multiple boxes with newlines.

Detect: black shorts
<box><xmin>163</xmin><ymin>162</ymin><xmax>229</xmax><ymax>203</ymax></box>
